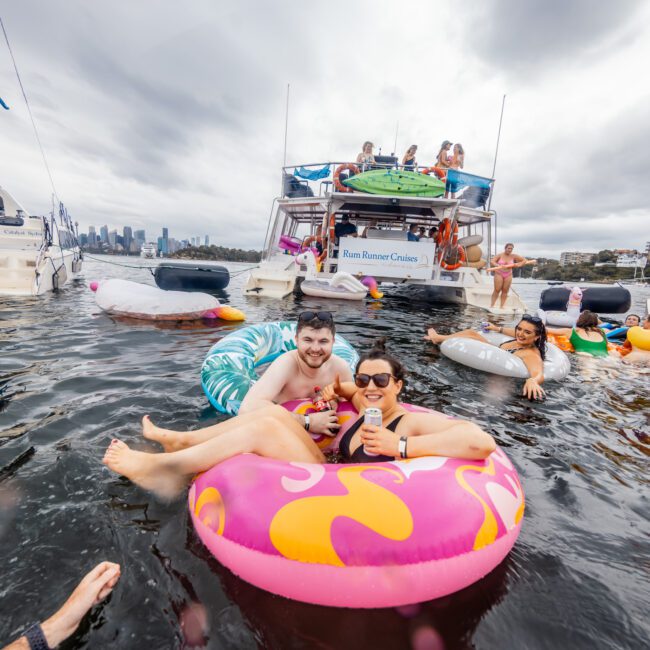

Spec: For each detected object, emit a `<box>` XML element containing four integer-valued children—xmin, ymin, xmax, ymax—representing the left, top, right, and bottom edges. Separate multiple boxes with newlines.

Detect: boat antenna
<box><xmin>1</xmin><ymin>15</ymin><xmax>59</xmax><ymax>202</ymax></box>
<box><xmin>392</xmin><ymin>120</ymin><xmax>399</xmax><ymax>157</ymax></box>
<box><xmin>282</xmin><ymin>83</ymin><xmax>290</xmax><ymax>168</ymax></box>
<box><xmin>488</xmin><ymin>94</ymin><xmax>506</xmax><ymax>255</ymax></box>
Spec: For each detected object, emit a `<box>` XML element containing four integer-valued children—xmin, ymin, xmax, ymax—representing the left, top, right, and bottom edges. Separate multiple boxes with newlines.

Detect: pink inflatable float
<box><xmin>189</xmin><ymin>400</ymin><xmax>524</xmax><ymax>608</ymax></box>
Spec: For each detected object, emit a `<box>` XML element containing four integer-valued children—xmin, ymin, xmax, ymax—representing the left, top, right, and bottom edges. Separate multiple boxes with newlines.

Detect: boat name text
<box><xmin>341</xmin><ymin>250</ymin><xmax>419</xmax><ymax>263</ymax></box>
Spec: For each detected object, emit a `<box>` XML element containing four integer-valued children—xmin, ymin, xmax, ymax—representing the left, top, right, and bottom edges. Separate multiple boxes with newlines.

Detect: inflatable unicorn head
<box><xmin>295</xmin><ymin>251</ymin><xmax>319</xmax><ymax>280</ymax></box>
<box><xmin>567</xmin><ymin>286</ymin><xmax>583</xmax><ymax>310</ymax></box>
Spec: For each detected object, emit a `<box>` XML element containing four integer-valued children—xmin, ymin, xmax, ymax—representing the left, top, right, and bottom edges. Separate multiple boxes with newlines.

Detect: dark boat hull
<box><xmin>154</xmin><ymin>263</ymin><xmax>230</xmax><ymax>291</ymax></box>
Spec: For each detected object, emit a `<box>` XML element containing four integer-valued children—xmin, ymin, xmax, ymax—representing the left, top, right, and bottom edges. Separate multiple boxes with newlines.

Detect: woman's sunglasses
<box><xmin>354</xmin><ymin>373</ymin><xmax>396</xmax><ymax>388</ymax></box>
<box><xmin>298</xmin><ymin>311</ymin><xmax>333</xmax><ymax>323</ymax></box>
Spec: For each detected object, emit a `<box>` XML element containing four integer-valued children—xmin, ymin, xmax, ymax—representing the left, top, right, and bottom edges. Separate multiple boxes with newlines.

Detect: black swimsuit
<box><xmin>340</xmin><ymin>415</ymin><xmax>405</xmax><ymax>463</ymax></box>
<box><xmin>499</xmin><ymin>339</ymin><xmax>520</xmax><ymax>354</ymax></box>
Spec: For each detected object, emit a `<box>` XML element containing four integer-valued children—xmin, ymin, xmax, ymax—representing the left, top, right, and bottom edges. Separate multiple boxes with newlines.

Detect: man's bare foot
<box><xmin>103</xmin><ymin>439</ymin><xmax>187</xmax><ymax>499</ymax></box>
<box><xmin>424</xmin><ymin>327</ymin><xmax>445</xmax><ymax>345</ymax></box>
<box><xmin>142</xmin><ymin>415</ymin><xmax>188</xmax><ymax>453</ymax></box>
<box><xmin>39</xmin><ymin>562</ymin><xmax>121</xmax><ymax>648</ymax></box>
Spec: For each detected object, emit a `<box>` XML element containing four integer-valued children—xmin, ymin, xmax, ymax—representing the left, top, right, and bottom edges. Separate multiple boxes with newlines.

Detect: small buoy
<box><xmin>89</xmin><ymin>281</ymin><xmax>99</xmax><ymax>292</ymax></box>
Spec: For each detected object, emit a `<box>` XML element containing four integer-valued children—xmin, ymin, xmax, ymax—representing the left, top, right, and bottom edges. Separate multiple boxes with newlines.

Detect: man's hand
<box><xmin>308</xmin><ymin>409</ymin><xmax>341</xmax><ymax>437</ymax></box>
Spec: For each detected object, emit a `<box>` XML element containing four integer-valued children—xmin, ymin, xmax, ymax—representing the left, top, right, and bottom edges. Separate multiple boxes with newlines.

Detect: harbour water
<box><xmin>1</xmin><ymin>256</ymin><xmax>648</xmax><ymax>649</ymax></box>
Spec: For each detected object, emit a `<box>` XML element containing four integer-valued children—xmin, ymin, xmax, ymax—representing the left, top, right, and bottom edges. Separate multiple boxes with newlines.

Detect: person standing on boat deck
<box><xmin>401</xmin><ymin>145</ymin><xmax>418</xmax><ymax>171</ymax></box>
<box><xmin>407</xmin><ymin>224</ymin><xmax>420</xmax><ymax>242</ymax></box>
<box><xmin>490</xmin><ymin>243</ymin><xmax>528</xmax><ymax>309</ymax></box>
<box><xmin>356</xmin><ymin>141</ymin><xmax>376</xmax><ymax>170</ymax></box>
<box><xmin>449</xmin><ymin>143</ymin><xmax>464</xmax><ymax>169</ymax></box>
<box><xmin>435</xmin><ymin>140</ymin><xmax>453</xmax><ymax>169</ymax></box>
<box><xmin>334</xmin><ymin>214</ymin><xmax>358</xmax><ymax>246</ymax></box>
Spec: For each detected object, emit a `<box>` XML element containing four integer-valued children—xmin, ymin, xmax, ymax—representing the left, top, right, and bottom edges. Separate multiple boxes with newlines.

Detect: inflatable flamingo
<box><xmin>538</xmin><ymin>286</ymin><xmax>583</xmax><ymax>327</ymax></box>
<box><xmin>296</xmin><ymin>252</ymin><xmax>372</xmax><ymax>300</ymax></box>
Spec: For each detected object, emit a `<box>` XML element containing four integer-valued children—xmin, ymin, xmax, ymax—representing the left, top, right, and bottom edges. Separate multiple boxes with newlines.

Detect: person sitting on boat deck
<box><xmin>102</xmin><ymin>341</ymin><xmax>496</xmax><ymax>498</ymax></box>
<box><xmin>546</xmin><ymin>310</ymin><xmax>609</xmax><ymax>357</ymax></box>
<box><xmin>424</xmin><ymin>315</ymin><xmax>547</xmax><ymax>400</ymax></box>
<box><xmin>334</xmin><ymin>214</ymin><xmax>358</xmax><ymax>245</ymax></box>
<box><xmin>490</xmin><ymin>243</ymin><xmax>528</xmax><ymax>309</ymax></box>
<box><xmin>3</xmin><ymin>562</ymin><xmax>121</xmax><ymax>650</ymax></box>
<box><xmin>356</xmin><ymin>141</ymin><xmax>376</xmax><ymax>170</ymax></box>
<box><xmin>238</xmin><ymin>311</ymin><xmax>353</xmax><ymax>436</ymax></box>
<box><xmin>435</xmin><ymin>140</ymin><xmax>453</xmax><ymax>169</ymax></box>
<box><xmin>407</xmin><ymin>224</ymin><xmax>420</xmax><ymax>242</ymax></box>
<box><xmin>419</xmin><ymin>226</ymin><xmax>438</xmax><ymax>243</ymax></box>
<box><xmin>450</xmin><ymin>143</ymin><xmax>465</xmax><ymax>169</ymax></box>
<box><xmin>401</xmin><ymin>144</ymin><xmax>418</xmax><ymax>171</ymax></box>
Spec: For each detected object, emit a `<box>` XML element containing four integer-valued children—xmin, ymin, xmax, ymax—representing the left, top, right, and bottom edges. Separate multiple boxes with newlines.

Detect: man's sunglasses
<box><xmin>354</xmin><ymin>373</ymin><xmax>396</xmax><ymax>388</ymax></box>
<box><xmin>298</xmin><ymin>311</ymin><xmax>333</xmax><ymax>322</ymax></box>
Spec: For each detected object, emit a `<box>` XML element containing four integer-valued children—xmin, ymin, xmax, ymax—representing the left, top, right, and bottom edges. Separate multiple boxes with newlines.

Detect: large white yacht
<box><xmin>0</xmin><ymin>185</ymin><xmax>83</xmax><ymax>295</ymax></box>
<box><xmin>140</xmin><ymin>242</ymin><xmax>157</xmax><ymax>259</ymax></box>
<box><xmin>244</xmin><ymin>161</ymin><xmax>526</xmax><ymax>314</ymax></box>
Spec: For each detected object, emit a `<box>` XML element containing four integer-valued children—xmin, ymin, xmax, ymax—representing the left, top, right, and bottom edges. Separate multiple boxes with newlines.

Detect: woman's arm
<box><xmin>545</xmin><ymin>326</ymin><xmax>572</xmax><ymax>336</ymax></box>
<box><xmin>321</xmin><ymin>375</ymin><xmax>357</xmax><ymax>403</ymax></box>
<box><xmin>513</xmin><ymin>254</ymin><xmax>528</xmax><ymax>267</ymax></box>
<box><xmin>519</xmin><ymin>350</ymin><xmax>545</xmax><ymax>399</ymax></box>
<box><xmin>486</xmin><ymin>323</ymin><xmax>516</xmax><ymax>337</ymax></box>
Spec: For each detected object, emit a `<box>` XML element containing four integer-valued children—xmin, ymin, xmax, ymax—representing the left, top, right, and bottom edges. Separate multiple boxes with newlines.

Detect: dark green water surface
<box><xmin>1</xmin><ymin>257</ymin><xmax>648</xmax><ymax>649</ymax></box>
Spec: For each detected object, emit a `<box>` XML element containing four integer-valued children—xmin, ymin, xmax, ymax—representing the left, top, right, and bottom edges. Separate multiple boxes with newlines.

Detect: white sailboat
<box><xmin>0</xmin><ymin>186</ymin><xmax>83</xmax><ymax>296</ymax></box>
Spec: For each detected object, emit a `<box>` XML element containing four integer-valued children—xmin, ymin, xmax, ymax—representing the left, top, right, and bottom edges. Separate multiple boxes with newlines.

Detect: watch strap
<box><xmin>398</xmin><ymin>436</ymin><xmax>408</xmax><ymax>459</ymax></box>
<box><xmin>24</xmin><ymin>624</ymin><xmax>52</xmax><ymax>650</ymax></box>
<box><xmin>303</xmin><ymin>414</ymin><xmax>310</xmax><ymax>431</ymax></box>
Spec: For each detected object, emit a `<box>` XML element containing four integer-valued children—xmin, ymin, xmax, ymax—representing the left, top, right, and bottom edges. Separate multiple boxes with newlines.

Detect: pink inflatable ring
<box><xmin>189</xmin><ymin>400</ymin><xmax>524</xmax><ymax>608</ymax></box>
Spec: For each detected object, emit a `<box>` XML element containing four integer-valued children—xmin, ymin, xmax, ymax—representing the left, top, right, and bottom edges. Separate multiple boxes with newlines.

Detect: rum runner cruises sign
<box><xmin>338</xmin><ymin>237</ymin><xmax>435</xmax><ymax>279</ymax></box>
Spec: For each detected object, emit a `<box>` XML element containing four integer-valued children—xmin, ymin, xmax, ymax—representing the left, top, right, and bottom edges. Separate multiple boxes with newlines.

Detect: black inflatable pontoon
<box><xmin>154</xmin><ymin>263</ymin><xmax>230</xmax><ymax>291</ymax></box>
<box><xmin>539</xmin><ymin>286</ymin><xmax>631</xmax><ymax>313</ymax></box>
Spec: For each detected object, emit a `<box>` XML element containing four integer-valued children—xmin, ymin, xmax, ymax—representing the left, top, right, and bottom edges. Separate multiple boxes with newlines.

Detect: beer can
<box><xmin>363</xmin><ymin>407</ymin><xmax>382</xmax><ymax>456</ymax></box>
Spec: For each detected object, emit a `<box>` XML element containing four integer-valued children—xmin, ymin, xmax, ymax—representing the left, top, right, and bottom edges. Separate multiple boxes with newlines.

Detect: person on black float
<box><xmin>425</xmin><ymin>315</ymin><xmax>547</xmax><ymax>400</ymax></box>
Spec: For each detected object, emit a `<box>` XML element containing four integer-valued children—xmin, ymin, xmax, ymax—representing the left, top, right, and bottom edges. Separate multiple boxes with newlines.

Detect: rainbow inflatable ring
<box><xmin>189</xmin><ymin>399</ymin><xmax>524</xmax><ymax>608</ymax></box>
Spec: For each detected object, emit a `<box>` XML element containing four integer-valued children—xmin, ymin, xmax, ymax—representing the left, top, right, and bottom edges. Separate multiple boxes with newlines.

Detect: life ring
<box><xmin>439</xmin><ymin>245</ymin><xmax>466</xmax><ymax>271</ymax></box>
<box><xmin>627</xmin><ymin>325</ymin><xmax>650</xmax><ymax>351</ymax></box>
<box><xmin>421</xmin><ymin>166</ymin><xmax>447</xmax><ymax>182</ymax></box>
<box><xmin>440</xmin><ymin>331</ymin><xmax>570</xmax><ymax>380</ymax></box>
<box><xmin>436</xmin><ymin>217</ymin><xmax>458</xmax><ymax>248</ymax></box>
<box><xmin>334</xmin><ymin>163</ymin><xmax>360</xmax><ymax>192</ymax></box>
<box><xmin>189</xmin><ymin>399</ymin><xmax>524</xmax><ymax>608</ymax></box>
<box><xmin>201</xmin><ymin>321</ymin><xmax>359</xmax><ymax>415</ymax></box>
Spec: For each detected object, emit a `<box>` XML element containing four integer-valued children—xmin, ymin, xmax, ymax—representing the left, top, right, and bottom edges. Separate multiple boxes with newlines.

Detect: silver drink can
<box><xmin>363</xmin><ymin>407</ymin><xmax>382</xmax><ymax>456</ymax></box>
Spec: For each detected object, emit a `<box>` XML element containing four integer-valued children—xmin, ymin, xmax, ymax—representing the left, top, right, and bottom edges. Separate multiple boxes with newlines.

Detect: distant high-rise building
<box><xmin>162</xmin><ymin>227</ymin><xmax>169</xmax><ymax>240</ymax></box>
<box><xmin>123</xmin><ymin>226</ymin><xmax>133</xmax><ymax>251</ymax></box>
<box><xmin>100</xmin><ymin>225</ymin><xmax>109</xmax><ymax>243</ymax></box>
<box><xmin>79</xmin><ymin>233</ymin><xmax>88</xmax><ymax>246</ymax></box>
<box><xmin>108</xmin><ymin>229</ymin><xmax>117</xmax><ymax>246</ymax></box>
<box><xmin>204</xmin><ymin>235</ymin><xmax>209</xmax><ymax>246</ymax></box>
<box><xmin>134</xmin><ymin>229</ymin><xmax>145</xmax><ymax>245</ymax></box>
<box><xmin>158</xmin><ymin>236</ymin><xmax>168</xmax><ymax>255</ymax></box>
<box><xmin>88</xmin><ymin>226</ymin><xmax>97</xmax><ymax>247</ymax></box>
<box><xmin>559</xmin><ymin>251</ymin><xmax>594</xmax><ymax>267</ymax></box>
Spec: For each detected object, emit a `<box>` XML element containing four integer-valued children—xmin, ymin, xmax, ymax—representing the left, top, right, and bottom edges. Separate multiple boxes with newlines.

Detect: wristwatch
<box><xmin>303</xmin><ymin>414</ymin><xmax>310</xmax><ymax>431</ymax></box>
<box><xmin>398</xmin><ymin>436</ymin><xmax>408</xmax><ymax>459</ymax></box>
<box><xmin>24</xmin><ymin>624</ymin><xmax>52</xmax><ymax>650</ymax></box>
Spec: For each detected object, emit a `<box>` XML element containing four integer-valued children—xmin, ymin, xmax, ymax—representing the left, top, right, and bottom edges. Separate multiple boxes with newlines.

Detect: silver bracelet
<box><xmin>398</xmin><ymin>436</ymin><xmax>408</xmax><ymax>459</ymax></box>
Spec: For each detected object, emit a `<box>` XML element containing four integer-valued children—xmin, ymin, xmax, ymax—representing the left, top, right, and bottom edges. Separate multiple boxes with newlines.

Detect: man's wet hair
<box><xmin>296</xmin><ymin>310</ymin><xmax>336</xmax><ymax>336</ymax></box>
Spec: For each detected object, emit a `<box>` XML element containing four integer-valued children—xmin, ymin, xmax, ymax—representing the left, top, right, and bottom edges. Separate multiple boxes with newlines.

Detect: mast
<box><xmin>488</xmin><ymin>94</ymin><xmax>506</xmax><ymax>256</ymax></box>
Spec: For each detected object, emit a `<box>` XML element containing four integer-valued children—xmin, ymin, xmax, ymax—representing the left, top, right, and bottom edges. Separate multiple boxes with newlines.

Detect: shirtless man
<box><xmin>239</xmin><ymin>310</ymin><xmax>353</xmax><ymax>437</ymax></box>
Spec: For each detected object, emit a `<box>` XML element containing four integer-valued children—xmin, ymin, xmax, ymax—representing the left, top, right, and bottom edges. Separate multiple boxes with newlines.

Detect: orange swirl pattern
<box><xmin>191</xmin><ymin>486</ymin><xmax>226</xmax><ymax>535</ymax></box>
<box><xmin>269</xmin><ymin>465</ymin><xmax>413</xmax><ymax>566</ymax></box>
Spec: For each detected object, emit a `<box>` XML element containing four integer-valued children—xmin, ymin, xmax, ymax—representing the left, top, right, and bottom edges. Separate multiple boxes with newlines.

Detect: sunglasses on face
<box><xmin>354</xmin><ymin>373</ymin><xmax>396</xmax><ymax>388</ymax></box>
<box><xmin>298</xmin><ymin>311</ymin><xmax>333</xmax><ymax>323</ymax></box>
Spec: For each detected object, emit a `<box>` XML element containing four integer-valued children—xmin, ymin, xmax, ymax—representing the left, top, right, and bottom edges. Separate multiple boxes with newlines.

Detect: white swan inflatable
<box><xmin>91</xmin><ymin>279</ymin><xmax>245</xmax><ymax>321</ymax></box>
<box><xmin>537</xmin><ymin>286</ymin><xmax>582</xmax><ymax>328</ymax></box>
<box><xmin>440</xmin><ymin>331</ymin><xmax>570</xmax><ymax>381</ymax></box>
<box><xmin>296</xmin><ymin>252</ymin><xmax>370</xmax><ymax>300</ymax></box>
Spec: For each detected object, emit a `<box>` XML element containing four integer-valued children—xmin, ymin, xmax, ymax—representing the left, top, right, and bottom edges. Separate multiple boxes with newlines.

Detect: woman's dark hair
<box><xmin>576</xmin><ymin>310</ymin><xmax>604</xmax><ymax>337</ymax></box>
<box><xmin>519</xmin><ymin>315</ymin><xmax>547</xmax><ymax>360</ymax></box>
<box><xmin>355</xmin><ymin>337</ymin><xmax>406</xmax><ymax>383</ymax></box>
<box><xmin>504</xmin><ymin>242</ymin><xmax>514</xmax><ymax>249</ymax></box>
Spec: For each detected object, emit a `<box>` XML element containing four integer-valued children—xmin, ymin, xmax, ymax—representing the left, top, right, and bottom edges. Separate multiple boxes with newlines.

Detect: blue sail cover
<box><xmin>0</xmin><ymin>97</ymin><xmax>9</xmax><ymax>110</ymax></box>
<box><xmin>294</xmin><ymin>165</ymin><xmax>331</xmax><ymax>181</ymax></box>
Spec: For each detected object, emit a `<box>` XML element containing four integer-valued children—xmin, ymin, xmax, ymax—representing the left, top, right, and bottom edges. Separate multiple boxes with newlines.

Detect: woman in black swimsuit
<box><xmin>321</xmin><ymin>339</ymin><xmax>495</xmax><ymax>463</ymax></box>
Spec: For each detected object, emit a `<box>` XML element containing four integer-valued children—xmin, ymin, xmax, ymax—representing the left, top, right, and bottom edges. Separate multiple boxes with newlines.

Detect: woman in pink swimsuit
<box><xmin>490</xmin><ymin>243</ymin><xmax>527</xmax><ymax>308</ymax></box>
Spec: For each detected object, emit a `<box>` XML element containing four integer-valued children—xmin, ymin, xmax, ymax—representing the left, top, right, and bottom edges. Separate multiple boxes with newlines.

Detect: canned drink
<box><xmin>480</xmin><ymin>321</ymin><xmax>490</xmax><ymax>332</ymax></box>
<box><xmin>363</xmin><ymin>407</ymin><xmax>382</xmax><ymax>456</ymax></box>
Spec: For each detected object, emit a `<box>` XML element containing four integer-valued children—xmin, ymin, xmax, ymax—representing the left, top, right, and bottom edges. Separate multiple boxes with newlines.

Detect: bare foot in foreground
<box><xmin>10</xmin><ymin>562</ymin><xmax>121</xmax><ymax>649</ymax></box>
<box><xmin>142</xmin><ymin>415</ymin><xmax>187</xmax><ymax>453</ymax></box>
<box><xmin>423</xmin><ymin>327</ymin><xmax>445</xmax><ymax>345</ymax></box>
<box><xmin>102</xmin><ymin>439</ymin><xmax>187</xmax><ymax>499</ymax></box>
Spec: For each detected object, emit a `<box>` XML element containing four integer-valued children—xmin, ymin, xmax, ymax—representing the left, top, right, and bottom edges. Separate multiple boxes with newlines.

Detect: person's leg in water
<box><xmin>424</xmin><ymin>328</ymin><xmax>490</xmax><ymax>346</ymax></box>
<box><xmin>104</xmin><ymin>405</ymin><xmax>324</xmax><ymax>499</ymax></box>
<box><xmin>142</xmin><ymin>404</ymin><xmax>288</xmax><ymax>452</ymax></box>
<box><xmin>500</xmin><ymin>274</ymin><xmax>513</xmax><ymax>308</ymax></box>
<box><xmin>490</xmin><ymin>273</ymin><xmax>504</xmax><ymax>308</ymax></box>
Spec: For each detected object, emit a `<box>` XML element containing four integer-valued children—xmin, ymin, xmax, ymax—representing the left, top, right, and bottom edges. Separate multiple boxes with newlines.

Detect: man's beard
<box><xmin>297</xmin><ymin>347</ymin><xmax>332</xmax><ymax>368</ymax></box>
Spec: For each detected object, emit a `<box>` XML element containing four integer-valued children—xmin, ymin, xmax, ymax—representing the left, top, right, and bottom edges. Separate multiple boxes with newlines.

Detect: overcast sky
<box><xmin>1</xmin><ymin>0</ymin><xmax>649</xmax><ymax>257</ymax></box>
